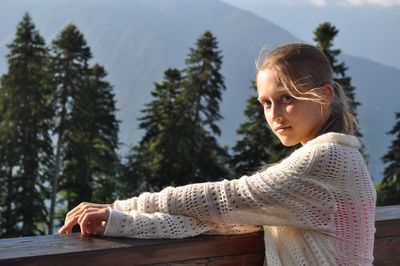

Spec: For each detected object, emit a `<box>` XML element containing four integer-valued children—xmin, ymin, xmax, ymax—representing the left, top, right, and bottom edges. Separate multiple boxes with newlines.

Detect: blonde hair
<box><xmin>256</xmin><ymin>43</ymin><xmax>356</xmax><ymax>135</ymax></box>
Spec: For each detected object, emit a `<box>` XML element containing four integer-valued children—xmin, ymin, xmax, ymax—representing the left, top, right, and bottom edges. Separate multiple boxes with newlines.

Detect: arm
<box><xmin>111</xmin><ymin>145</ymin><xmax>337</xmax><ymax>230</ymax></box>
<box><xmin>58</xmin><ymin>202</ymin><xmax>261</xmax><ymax>237</ymax></box>
<box><xmin>104</xmin><ymin>209</ymin><xmax>261</xmax><ymax>239</ymax></box>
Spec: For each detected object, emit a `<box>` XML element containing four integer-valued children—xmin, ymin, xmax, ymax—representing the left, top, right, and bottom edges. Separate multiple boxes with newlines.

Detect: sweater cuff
<box><xmin>104</xmin><ymin>207</ymin><xmax>131</xmax><ymax>237</ymax></box>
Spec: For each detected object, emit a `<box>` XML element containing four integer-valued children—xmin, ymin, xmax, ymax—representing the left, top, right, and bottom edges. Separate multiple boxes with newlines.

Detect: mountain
<box><xmin>0</xmin><ymin>0</ymin><xmax>398</xmax><ymax>182</ymax></box>
<box><xmin>343</xmin><ymin>55</ymin><xmax>399</xmax><ymax>180</ymax></box>
<box><xmin>222</xmin><ymin>0</ymin><xmax>400</xmax><ymax>69</ymax></box>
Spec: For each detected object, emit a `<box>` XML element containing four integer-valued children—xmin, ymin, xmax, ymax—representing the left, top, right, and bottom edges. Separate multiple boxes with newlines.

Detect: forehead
<box><xmin>256</xmin><ymin>69</ymin><xmax>287</xmax><ymax>97</ymax></box>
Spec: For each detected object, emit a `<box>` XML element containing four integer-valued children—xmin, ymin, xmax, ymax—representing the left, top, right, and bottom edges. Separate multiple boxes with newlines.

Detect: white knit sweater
<box><xmin>104</xmin><ymin>133</ymin><xmax>376</xmax><ymax>266</ymax></box>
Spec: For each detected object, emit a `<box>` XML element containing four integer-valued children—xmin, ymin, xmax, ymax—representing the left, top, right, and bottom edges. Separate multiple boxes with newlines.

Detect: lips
<box><xmin>274</xmin><ymin>125</ymin><xmax>291</xmax><ymax>133</ymax></box>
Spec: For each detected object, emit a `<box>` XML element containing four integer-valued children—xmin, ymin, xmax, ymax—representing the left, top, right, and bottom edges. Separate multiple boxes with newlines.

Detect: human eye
<box><xmin>281</xmin><ymin>94</ymin><xmax>294</xmax><ymax>104</ymax></box>
<box><xmin>261</xmin><ymin>99</ymin><xmax>271</xmax><ymax>109</ymax></box>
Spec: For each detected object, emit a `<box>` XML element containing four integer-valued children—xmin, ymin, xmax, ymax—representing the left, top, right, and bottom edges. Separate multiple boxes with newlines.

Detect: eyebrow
<box><xmin>257</xmin><ymin>87</ymin><xmax>288</xmax><ymax>102</ymax></box>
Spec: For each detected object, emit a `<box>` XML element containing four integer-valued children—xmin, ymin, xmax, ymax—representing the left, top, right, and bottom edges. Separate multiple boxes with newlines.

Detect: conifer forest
<box><xmin>0</xmin><ymin>14</ymin><xmax>398</xmax><ymax>238</ymax></box>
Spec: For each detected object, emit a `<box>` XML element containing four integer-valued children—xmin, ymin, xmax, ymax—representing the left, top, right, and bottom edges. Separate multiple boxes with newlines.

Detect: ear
<box><xmin>321</xmin><ymin>85</ymin><xmax>333</xmax><ymax>105</ymax></box>
<box><xmin>318</xmin><ymin>85</ymin><xmax>333</xmax><ymax>116</ymax></box>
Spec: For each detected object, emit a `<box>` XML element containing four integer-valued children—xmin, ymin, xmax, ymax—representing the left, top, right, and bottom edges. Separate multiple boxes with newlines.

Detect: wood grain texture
<box><xmin>1</xmin><ymin>205</ymin><xmax>399</xmax><ymax>266</ymax></box>
<box><xmin>374</xmin><ymin>236</ymin><xmax>400</xmax><ymax>266</ymax></box>
<box><xmin>375</xmin><ymin>205</ymin><xmax>400</xmax><ymax>222</ymax></box>
<box><xmin>0</xmin><ymin>232</ymin><xmax>265</xmax><ymax>266</ymax></box>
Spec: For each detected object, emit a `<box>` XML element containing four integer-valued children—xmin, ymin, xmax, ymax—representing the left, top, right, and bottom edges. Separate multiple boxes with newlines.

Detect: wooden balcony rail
<box><xmin>0</xmin><ymin>205</ymin><xmax>399</xmax><ymax>266</ymax></box>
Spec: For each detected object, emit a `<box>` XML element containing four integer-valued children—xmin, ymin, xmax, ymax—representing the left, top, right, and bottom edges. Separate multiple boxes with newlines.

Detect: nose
<box><xmin>269</xmin><ymin>103</ymin><xmax>283</xmax><ymax>122</ymax></box>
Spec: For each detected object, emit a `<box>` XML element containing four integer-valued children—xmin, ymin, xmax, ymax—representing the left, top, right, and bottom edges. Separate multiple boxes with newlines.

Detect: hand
<box><xmin>58</xmin><ymin>202</ymin><xmax>111</xmax><ymax>236</ymax></box>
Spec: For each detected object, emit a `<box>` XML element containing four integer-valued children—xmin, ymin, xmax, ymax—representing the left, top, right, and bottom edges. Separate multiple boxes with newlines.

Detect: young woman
<box><xmin>59</xmin><ymin>43</ymin><xmax>376</xmax><ymax>265</ymax></box>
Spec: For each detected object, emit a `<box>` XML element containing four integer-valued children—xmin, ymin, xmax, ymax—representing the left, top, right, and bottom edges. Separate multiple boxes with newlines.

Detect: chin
<box><xmin>281</xmin><ymin>142</ymin><xmax>299</xmax><ymax>147</ymax></box>
<box><xmin>277</xmin><ymin>136</ymin><xmax>299</xmax><ymax>147</ymax></box>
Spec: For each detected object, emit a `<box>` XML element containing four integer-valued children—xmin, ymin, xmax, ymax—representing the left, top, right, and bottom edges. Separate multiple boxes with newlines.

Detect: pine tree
<box><xmin>231</xmin><ymin>82</ymin><xmax>290</xmax><ymax>176</ymax></box>
<box><xmin>313</xmin><ymin>22</ymin><xmax>362</xmax><ymax>137</ymax></box>
<box><xmin>0</xmin><ymin>85</ymin><xmax>19</xmax><ymax>236</ymax></box>
<box><xmin>0</xmin><ymin>13</ymin><xmax>53</xmax><ymax>236</ymax></box>
<box><xmin>52</xmin><ymin>29</ymin><xmax>120</xmax><ymax>219</ymax></box>
<box><xmin>49</xmin><ymin>24</ymin><xmax>92</xmax><ymax>230</ymax></box>
<box><xmin>377</xmin><ymin>112</ymin><xmax>400</xmax><ymax>206</ymax></box>
<box><xmin>123</xmin><ymin>68</ymin><xmax>191</xmax><ymax>192</ymax></box>
<box><xmin>75</xmin><ymin>64</ymin><xmax>120</xmax><ymax>204</ymax></box>
<box><xmin>117</xmin><ymin>146</ymin><xmax>149</xmax><ymax>197</ymax></box>
<box><xmin>182</xmin><ymin>31</ymin><xmax>229</xmax><ymax>182</ymax></box>
<box><xmin>184</xmin><ymin>31</ymin><xmax>225</xmax><ymax>136</ymax></box>
<box><xmin>123</xmin><ymin>32</ymin><xmax>229</xmax><ymax>193</ymax></box>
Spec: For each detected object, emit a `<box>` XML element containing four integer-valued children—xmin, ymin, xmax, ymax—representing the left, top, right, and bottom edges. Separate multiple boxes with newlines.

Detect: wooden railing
<box><xmin>1</xmin><ymin>205</ymin><xmax>399</xmax><ymax>266</ymax></box>
<box><xmin>374</xmin><ymin>205</ymin><xmax>400</xmax><ymax>266</ymax></box>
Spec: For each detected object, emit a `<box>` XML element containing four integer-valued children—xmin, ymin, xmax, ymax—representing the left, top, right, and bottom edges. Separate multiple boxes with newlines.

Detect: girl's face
<box><xmin>256</xmin><ymin>69</ymin><xmax>331</xmax><ymax>146</ymax></box>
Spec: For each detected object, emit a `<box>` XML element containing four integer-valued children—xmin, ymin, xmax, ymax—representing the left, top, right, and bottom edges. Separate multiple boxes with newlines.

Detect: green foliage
<box><xmin>184</xmin><ymin>31</ymin><xmax>225</xmax><ymax>136</ymax></box>
<box><xmin>51</xmin><ymin>26</ymin><xmax>119</xmax><ymax>210</ymax></box>
<box><xmin>231</xmin><ymin>82</ymin><xmax>290</xmax><ymax>176</ymax></box>
<box><xmin>123</xmin><ymin>67</ymin><xmax>225</xmax><ymax>192</ymax></box>
<box><xmin>123</xmin><ymin>32</ymin><xmax>230</xmax><ymax>192</ymax></box>
<box><xmin>50</xmin><ymin>23</ymin><xmax>93</xmax><ymax>218</ymax></box>
<box><xmin>117</xmin><ymin>146</ymin><xmax>149</xmax><ymax>197</ymax></box>
<box><xmin>4</xmin><ymin>13</ymin><xmax>393</xmax><ymax>239</ymax></box>
<box><xmin>0</xmin><ymin>13</ymin><xmax>53</xmax><ymax>237</ymax></box>
<box><xmin>181</xmin><ymin>31</ymin><xmax>230</xmax><ymax>182</ymax></box>
<box><xmin>377</xmin><ymin>112</ymin><xmax>400</xmax><ymax>206</ymax></box>
<box><xmin>81</xmin><ymin>65</ymin><xmax>120</xmax><ymax>204</ymax></box>
<box><xmin>134</xmin><ymin>68</ymin><xmax>191</xmax><ymax>190</ymax></box>
<box><xmin>0</xmin><ymin>15</ymin><xmax>120</xmax><ymax>237</ymax></box>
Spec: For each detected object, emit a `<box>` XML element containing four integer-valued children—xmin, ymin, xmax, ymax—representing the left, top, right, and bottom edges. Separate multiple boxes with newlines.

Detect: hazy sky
<box><xmin>222</xmin><ymin>0</ymin><xmax>400</xmax><ymax>69</ymax></box>
<box><xmin>312</xmin><ymin>0</ymin><xmax>400</xmax><ymax>6</ymax></box>
<box><xmin>250</xmin><ymin>0</ymin><xmax>400</xmax><ymax>6</ymax></box>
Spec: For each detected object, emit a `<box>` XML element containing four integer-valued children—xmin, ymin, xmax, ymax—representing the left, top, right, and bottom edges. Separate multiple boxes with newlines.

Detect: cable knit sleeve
<box><xmin>111</xmin><ymin>144</ymin><xmax>338</xmax><ymax>232</ymax></box>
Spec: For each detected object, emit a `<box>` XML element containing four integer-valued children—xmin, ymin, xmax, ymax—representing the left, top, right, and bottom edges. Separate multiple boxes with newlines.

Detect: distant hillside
<box><xmin>222</xmin><ymin>0</ymin><xmax>400</xmax><ymax>69</ymax></box>
<box><xmin>0</xmin><ymin>0</ymin><xmax>398</xmax><ymax>182</ymax></box>
<box><xmin>343</xmin><ymin>55</ymin><xmax>399</xmax><ymax>180</ymax></box>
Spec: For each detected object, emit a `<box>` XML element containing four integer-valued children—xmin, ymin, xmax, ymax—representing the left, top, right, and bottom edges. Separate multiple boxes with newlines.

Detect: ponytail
<box><xmin>319</xmin><ymin>81</ymin><xmax>356</xmax><ymax>135</ymax></box>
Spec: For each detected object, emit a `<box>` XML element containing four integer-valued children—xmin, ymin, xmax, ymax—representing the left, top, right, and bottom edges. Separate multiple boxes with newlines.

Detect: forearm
<box><xmin>112</xmin><ymin>191</ymin><xmax>159</xmax><ymax>213</ymax></box>
<box><xmin>103</xmin><ymin>209</ymin><xmax>261</xmax><ymax>239</ymax></box>
<box><xmin>111</xmin><ymin>146</ymin><xmax>337</xmax><ymax>228</ymax></box>
<box><xmin>113</xmin><ymin>197</ymin><xmax>138</xmax><ymax>212</ymax></box>
<box><xmin>113</xmin><ymin>177</ymin><xmax>268</xmax><ymax>224</ymax></box>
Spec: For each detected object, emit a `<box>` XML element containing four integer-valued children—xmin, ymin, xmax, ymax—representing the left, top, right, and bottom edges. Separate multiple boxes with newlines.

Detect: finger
<box><xmin>77</xmin><ymin>207</ymin><xmax>101</xmax><ymax>225</ymax></box>
<box><xmin>58</xmin><ymin>225</ymin><xmax>68</xmax><ymax>234</ymax></box>
<box><xmin>60</xmin><ymin>208</ymin><xmax>99</xmax><ymax>235</ymax></box>
<box><xmin>79</xmin><ymin>213</ymin><xmax>90</xmax><ymax>236</ymax></box>
<box><xmin>58</xmin><ymin>221</ymin><xmax>75</xmax><ymax>234</ymax></box>
<box><xmin>61</xmin><ymin>204</ymin><xmax>110</xmax><ymax>236</ymax></box>
<box><xmin>87</xmin><ymin>220</ymin><xmax>107</xmax><ymax>236</ymax></box>
<box><xmin>64</xmin><ymin>204</ymin><xmax>97</xmax><ymax>227</ymax></box>
<box><xmin>79</xmin><ymin>209</ymin><xmax>109</xmax><ymax>236</ymax></box>
<box><xmin>65</xmin><ymin>203</ymin><xmax>107</xmax><ymax>223</ymax></box>
<box><xmin>79</xmin><ymin>210</ymin><xmax>101</xmax><ymax>236</ymax></box>
<box><xmin>59</xmin><ymin>214</ymin><xmax>81</xmax><ymax>235</ymax></box>
<box><xmin>65</xmin><ymin>202</ymin><xmax>89</xmax><ymax>222</ymax></box>
<box><xmin>80</xmin><ymin>213</ymin><xmax>103</xmax><ymax>236</ymax></box>
<box><xmin>93</xmin><ymin>221</ymin><xmax>107</xmax><ymax>235</ymax></box>
<box><xmin>59</xmin><ymin>203</ymin><xmax>95</xmax><ymax>235</ymax></box>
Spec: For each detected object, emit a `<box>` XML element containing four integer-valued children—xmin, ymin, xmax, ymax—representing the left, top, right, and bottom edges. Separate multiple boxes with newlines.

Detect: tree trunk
<box><xmin>49</xmin><ymin>131</ymin><xmax>63</xmax><ymax>234</ymax></box>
